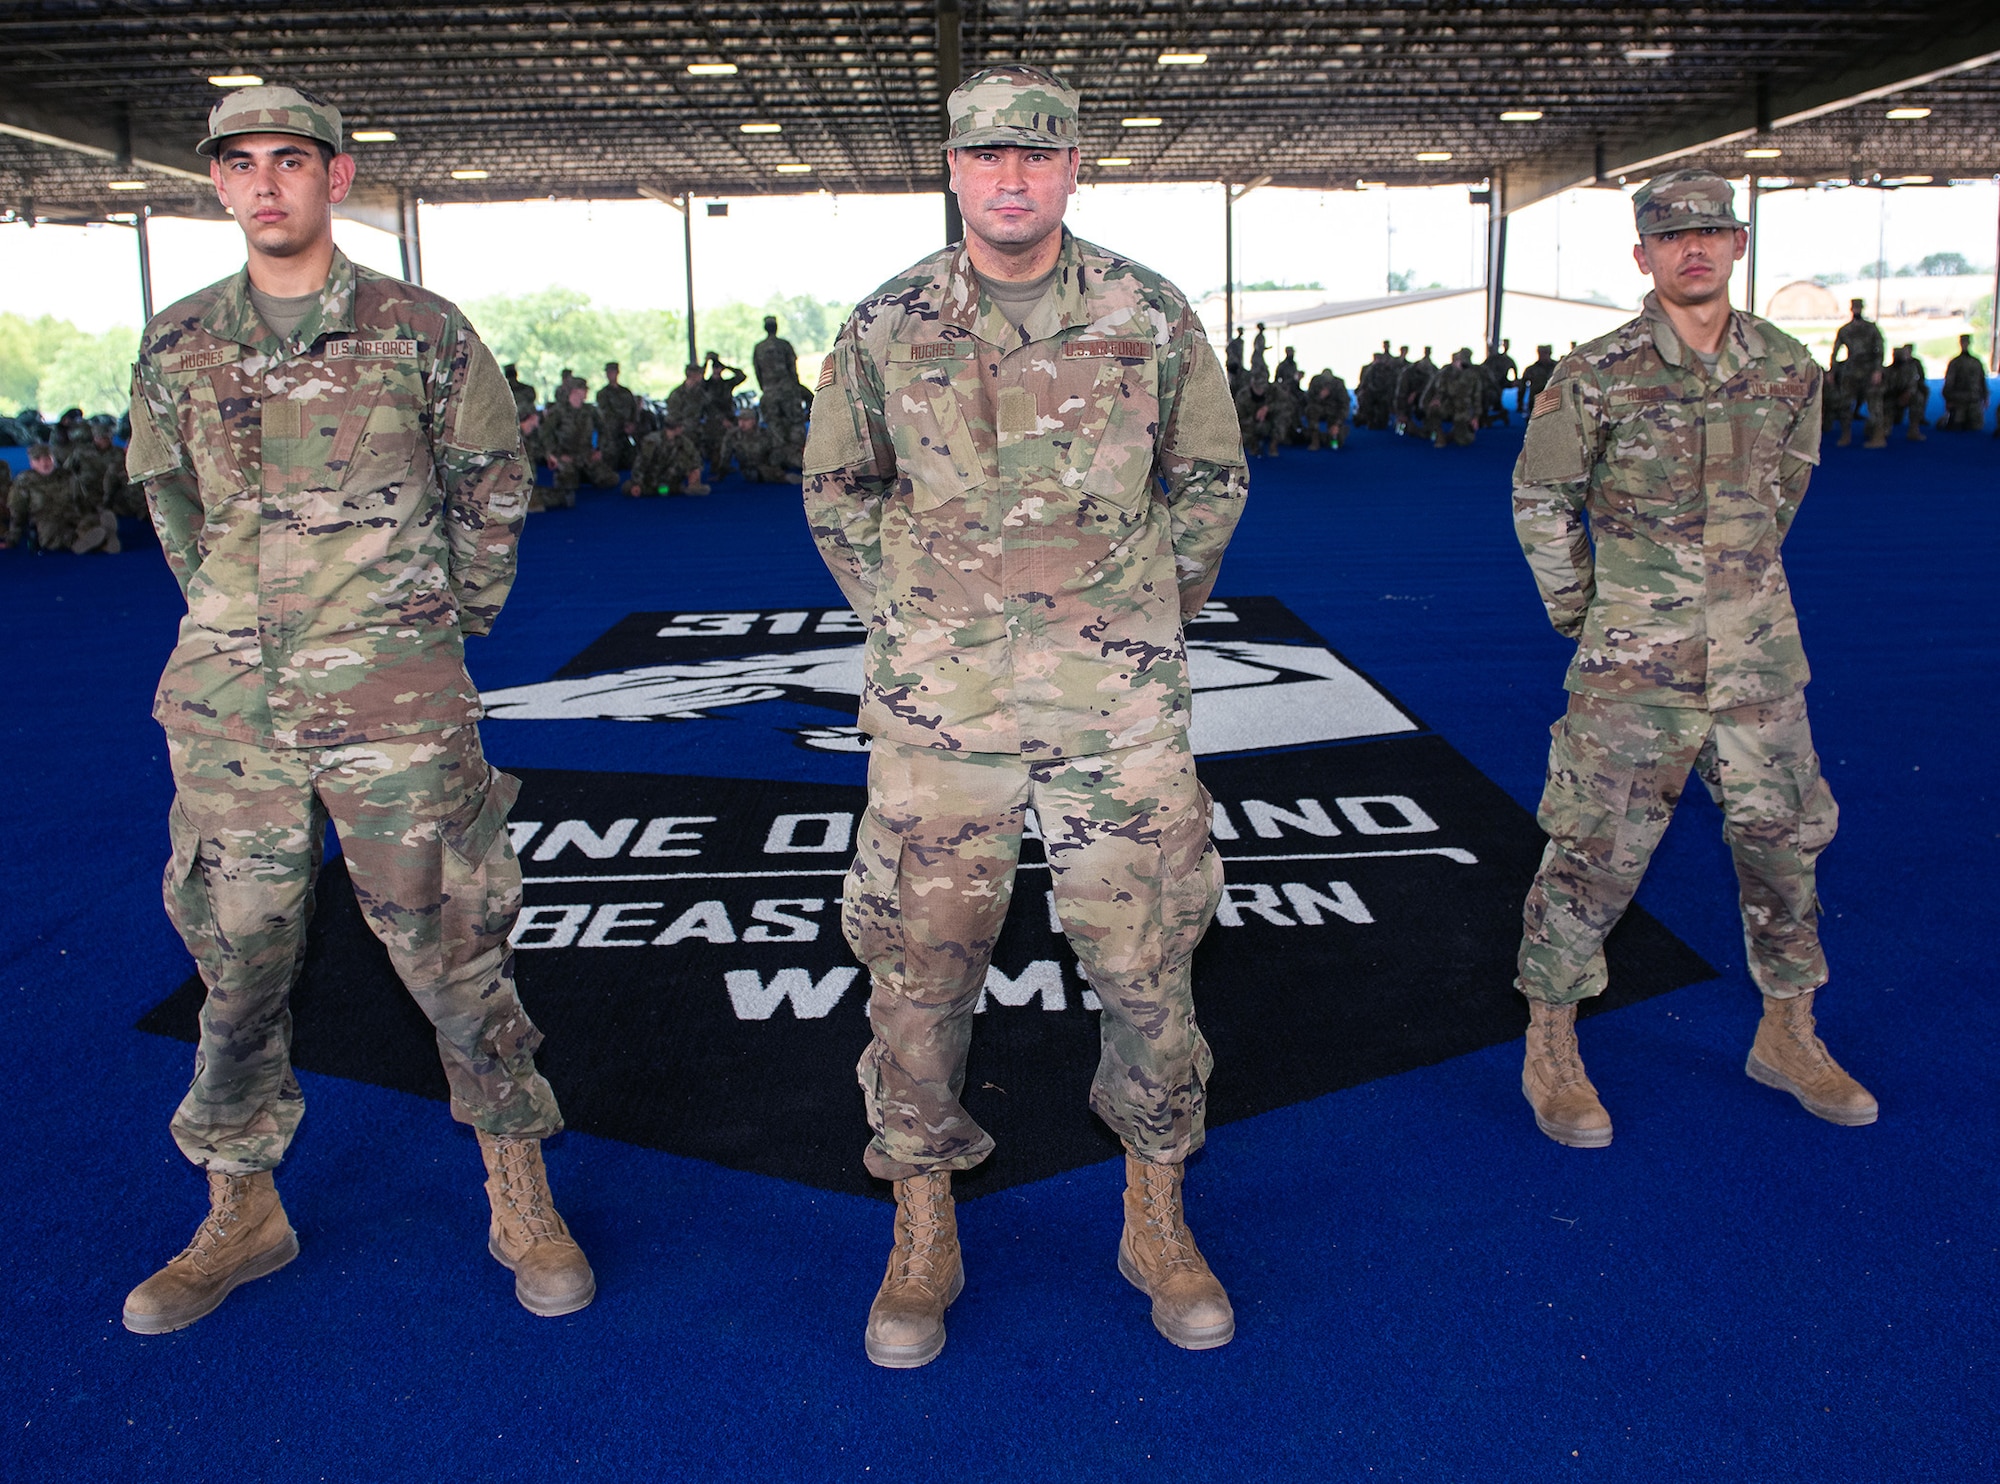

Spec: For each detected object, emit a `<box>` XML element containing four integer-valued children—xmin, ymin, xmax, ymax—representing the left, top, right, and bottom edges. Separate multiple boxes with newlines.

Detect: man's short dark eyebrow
<box><xmin>218</xmin><ymin>141</ymin><xmax>313</xmax><ymax>161</ymax></box>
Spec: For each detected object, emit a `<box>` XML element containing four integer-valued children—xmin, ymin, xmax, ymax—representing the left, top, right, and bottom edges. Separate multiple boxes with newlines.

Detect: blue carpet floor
<box><xmin>1</xmin><ymin>400</ymin><xmax>1995</xmax><ymax>1480</ymax></box>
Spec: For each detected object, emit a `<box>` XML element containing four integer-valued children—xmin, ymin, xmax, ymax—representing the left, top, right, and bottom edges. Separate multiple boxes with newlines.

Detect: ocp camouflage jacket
<box><xmin>1513</xmin><ymin>291</ymin><xmax>1822</xmax><ymax>710</ymax></box>
<box><xmin>803</xmin><ymin>230</ymin><xmax>1248</xmax><ymax>757</ymax></box>
<box><xmin>127</xmin><ymin>249</ymin><xmax>527</xmax><ymax>748</ymax></box>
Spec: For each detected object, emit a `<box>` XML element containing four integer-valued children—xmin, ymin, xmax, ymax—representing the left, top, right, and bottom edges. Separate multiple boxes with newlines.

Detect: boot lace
<box><xmin>1778</xmin><ymin>998</ymin><xmax>1835</xmax><ymax>1071</ymax></box>
<box><xmin>1533</xmin><ymin>1008</ymin><xmax>1589</xmax><ymax>1092</ymax></box>
<box><xmin>1136</xmin><ymin>1165</ymin><xmax>1199</xmax><ymax>1272</ymax></box>
<box><xmin>175</xmin><ymin>1173</ymin><xmax>251</xmax><ymax>1271</ymax></box>
<box><xmin>892</xmin><ymin>1177</ymin><xmax>951</xmax><ymax>1294</ymax></box>
<box><xmin>491</xmin><ymin>1139</ymin><xmax>563</xmax><ymax>1244</ymax></box>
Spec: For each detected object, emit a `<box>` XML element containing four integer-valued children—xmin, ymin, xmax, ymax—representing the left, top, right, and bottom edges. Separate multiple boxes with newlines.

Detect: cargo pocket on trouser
<box><xmin>841</xmin><ymin>800</ymin><xmax>908</xmax><ymax>988</ymax></box>
<box><xmin>1521</xmin><ymin>707</ymin><xmax>1658</xmax><ymax>1004</ymax></box>
<box><xmin>428</xmin><ymin>766</ymin><xmax>561</xmax><ymax>1136</ymax></box>
<box><xmin>163</xmin><ymin>797</ymin><xmax>306</xmax><ymax>1172</ymax></box>
<box><xmin>1728</xmin><ymin>736</ymin><xmax>1838</xmax><ymax>997</ymax></box>
<box><xmin>1086</xmin><ymin>774</ymin><xmax>1221</xmax><ymax>1164</ymax></box>
<box><xmin>845</xmin><ymin>801</ymin><xmax>995</xmax><ymax>1178</ymax></box>
<box><xmin>162</xmin><ymin>799</ymin><xmax>222</xmax><ymax>983</ymax></box>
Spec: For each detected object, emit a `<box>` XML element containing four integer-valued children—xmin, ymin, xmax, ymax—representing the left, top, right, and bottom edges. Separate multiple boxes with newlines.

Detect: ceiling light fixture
<box><xmin>1622</xmin><ymin>46</ymin><xmax>1674</xmax><ymax>62</ymax></box>
<box><xmin>687</xmin><ymin>62</ymin><xmax>739</xmax><ymax>76</ymax></box>
<box><xmin>1744</xmin><ymin>147</ymin><xmax>1782</xmax><ymax>159</ymax></box>
<box><xmin>351</xmin><ymin>129</ymin><xmax>397</xmax><ymax>143</ymax></box>
<box><xmin>1887</xmin><ymin>174</ymin><xmax>1934</xmax><ymax>185</ymax></box>
<box><xmin>1499</xmin><ymin>110</ymin><xmax>1543</xmax><ymax>122</ymax></box>
<box><xmin>107</xmin><ymin>180</ymin><xmax>147</xmax><ymax>191</ymax></box>
<box><xmin>1096</xmin><ymin>157</ymin><xmax>1133</xmax><ymax>167</ymax></box>
<box><xmin>739</xmin><ymin>122</ymin><xmax>782</xmax><ymax>134</ymax></box>
<box><xmin>450</xmin><ymin>168</ymin><xmax>489</xmax><ymax>180</ymax></box>
<box><xmin>1416</xmin><ymin>150</ymin><xmax>1453</xmax><ymax>162</ymax></box>
<box><xmin>207</xmin><ymin>73</ymin><xmax>264</xmax><ymax>87</ymax></box>
<box><xmin>1121</xmin><ymin>117</ymin><xmax>1163</xmax><ymax>128</ymax></box>
<box><xmin>1157</xmin><ymin>52</ymin><xmax>1207</xmax><ymax>66</ymax></box>
<box><xmin>775</xmin><ymin>163</ymin><xmax>812</xmax><ymax>174</ymax></box>
<box><xmin>1885</xmin><ymin>106</ymin><xmax>1932</xmax><ymax>120</ymax></box>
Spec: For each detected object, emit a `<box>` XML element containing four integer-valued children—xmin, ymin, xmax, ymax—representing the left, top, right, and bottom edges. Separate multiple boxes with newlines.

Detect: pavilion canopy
<box><xmin>2</xmin><ymin>1</ymin><xmax>1997</xmax><ymax>229</ymax></box>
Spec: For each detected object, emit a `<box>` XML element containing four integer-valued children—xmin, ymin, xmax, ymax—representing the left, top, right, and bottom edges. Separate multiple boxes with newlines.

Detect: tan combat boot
<box><xmin>865</xmin><ymin>1172</ymin><xmax>962</xmax><ymax>1368</ymax></box>
<box><xmin>1746</xmin><ymin>990</ymin><xmax>1879</xmax><ymax>1126</ymax></box>
<box><xmin>478</xmin><ymin>1131</ymin><xmax>596</xmax><ymax>1316</ymax></box>
<box><xmin>1523</xmin><ymin>998</ymin><xmax>1613</xmax><ymax>1148</ymax></box>
<box><xmin>122</xmin><ymin>1170</ymin><xmax>298</xmax><ymax>1334</ymax></box>
<box><xmin>1118</xmin><ymin>1155</ymin><xmax>1235</xmax><ymax>1350</ymax></box>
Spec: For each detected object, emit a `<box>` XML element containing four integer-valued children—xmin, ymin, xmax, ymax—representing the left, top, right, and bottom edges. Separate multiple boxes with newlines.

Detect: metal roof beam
<box><xmin>1497</xmin><ymin>12</ymin><xmax>2000</xmax><ymax>216</ymax></box>
<box><xmin>0</xmin><ymin>91</ymin><xmax>207</xmax><ymax>185</ymax></box>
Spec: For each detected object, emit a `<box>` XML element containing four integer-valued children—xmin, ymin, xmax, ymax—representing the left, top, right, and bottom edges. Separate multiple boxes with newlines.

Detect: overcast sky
<box><xmin>3</xmin><ymin>176</ymin><xmax>1993</xmax><ymax>333</ymax></box>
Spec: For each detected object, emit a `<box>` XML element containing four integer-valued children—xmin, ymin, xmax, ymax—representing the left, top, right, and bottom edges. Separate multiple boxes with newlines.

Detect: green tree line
<box><xmin>1</xmin><ymin>313</ymin><xmax>139</xmax><ymax>417</ymax></box>
<box><xmin>465</xmin><ymin>288</ymin><xmax>848</xmax><ymax>401</ymax></box>
<box><xmin>1</xmin><ymin>288</ymin><xmax>850</xmax><ymax>419</ymax></box>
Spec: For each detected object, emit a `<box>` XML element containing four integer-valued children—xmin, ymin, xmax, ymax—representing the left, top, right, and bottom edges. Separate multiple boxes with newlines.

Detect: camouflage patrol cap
<box><xmin>1632</xmin><ymin>168</ymin><xmax>1746</xmax><ymax>235</ymax></box>
<box><xmin>944</xmin><ymin>64</ymin><xmax>1080</xmax><ymax>151</ymax></box>
<box><xmin>197</xmin><ymin>85</ymin><xmax>343</xmax><ymax>158</ymax></box>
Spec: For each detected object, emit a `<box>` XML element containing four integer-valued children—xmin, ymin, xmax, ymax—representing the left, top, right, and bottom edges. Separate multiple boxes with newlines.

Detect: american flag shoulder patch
<box><xmin>1532</xmin><ymin>384</ymin><xmax>1562</xmax><ymax>419</ymax></box>
<box><xmin>816</xmin><ymin>354</ymin><xmax>835</xmax><ymax>391</ymax></box>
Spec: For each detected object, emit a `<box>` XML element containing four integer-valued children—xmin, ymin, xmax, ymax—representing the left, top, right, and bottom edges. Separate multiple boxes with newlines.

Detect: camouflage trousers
<box><xmin>162</xmin><ymin>726</ymin><xmax>561</xmax><ymax>1173</ymax></box>
<box><xmin>1518</xmin><ymin>691</ymin><xmax>1838</xmax><ymax>1006</ymax></box>
<box><xmin>846</xmin><ymin>734</ymin><xmax>1224</xmax><ymax>1179</ymax></box>
<box><xmin>1942</xmin><ymin>396</ymin><xmax>1987</xmax><ymax>432</ymax></box>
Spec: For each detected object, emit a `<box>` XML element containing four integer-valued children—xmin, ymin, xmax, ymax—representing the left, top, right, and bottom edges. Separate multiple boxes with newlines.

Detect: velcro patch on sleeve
<box><xmin>1062</xmin><ymin>339</ymin><xmax>1154</xmax><ymax>359</ymax></box>
<box><xmin>1532</xmin><ymin>385</ymin><xmax>1562</xmax><ymax>419</ymax></box>
<box><xmin>164</xmin><ymin>346</ymin><xmax>238</xmax><ymax>373</ymax></box>
<box><xmin>816</xmin><ymin>354</ymin><xmax>836</xmax><ymax>390</ymax></box>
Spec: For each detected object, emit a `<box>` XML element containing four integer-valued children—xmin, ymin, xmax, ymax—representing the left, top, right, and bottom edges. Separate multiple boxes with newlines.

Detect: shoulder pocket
<box><xmin>1518</xmin><ymin>380</ymin><xmax>1590</xmax><ymax>484</ymax></box>
<box><xmin>125</xmin><ymin>369</ymin><xmax>181</xmax><ymax>483</ymax></box>
<box><xmin>882</xmin><ymin>340</ymin><xmax>988</xmax><ymax>507</ymax></box>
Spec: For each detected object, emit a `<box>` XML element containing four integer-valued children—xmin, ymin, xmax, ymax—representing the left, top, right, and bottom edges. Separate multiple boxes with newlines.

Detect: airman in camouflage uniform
<box><xmin>69</xmin><ymin>422</ymin><xmax>141</xmax><ymax>519</ymax></box>
<box><xmin>1511</xmin><ymin>168</ymin><xmax>1875</xmax><ymax>1151</ymax></box>
<box><xmin>760</xmin><ymin>380</ymin><xmax>811</xmax><ymax>466</ymax></box>
<box><xmin>1258</xmin><ymin>365</ymin><xmax>1301</xmax><ymax>455</ymax></box>
<box><xmin>1304</xmin><ymin>368</ymin><xmax>1349</xmax><ymax>450</ymax></box>
<box><xmin>1521</xmin><ymin>343</ymin><xmax>1559</xmax><ymax>415</ymax></box>
<box><xmin>753</xmin><ymin>316</ymin><xmax>800</xmax><ymax>391</ymax></box>
<box><xmin>1355</xmin><ymin>341</ymin><xmax>1393</xmax><ymax>429</ymax></box>
<box><xmin>1395</xmin><ymin>346</ymin><xmax>1436</xmax><ymax>436</ymax></box>
<box><xmin>663</xmin><ymin>363</ymin><xmax>712</xmax><ymax>461</ymax></box>
<box><xmin>1480</xmin><ymin>338</ymin><xmax>1517</xmax><ymax>425</ymax></box>
<box><xmin>6</xmin><ymin>441</ymin><xmax>120</xmax><ymax>552</ymax></box>
<box><xmin>805</xmin><ymin>64</ymin><xmax>1247</xmax><ymax>1367</ymax></box>
<box><xmin>1882</xmin><ymin>344</ymin><xmax>1927</xmax><ymax>441</ymax></box>
<box><xmin>595</xmin><ymin>361</ymin><xmax>641</xmax><ymax>471</ymax></box>
<box><xmin>503</xmin><ymin>363</ymin><xmax>536</xmax><ymax>420</ymax></box>
<box><xmin>1941</xmin><ymin>334</ymin><xmax>1989</xmax><ymax>431</ymax></box>
<box><xmin>1828</xmin><ymin>298</ymin><xmax>1886</xmax><ymax>448</ymax></box>
<box><xmin>627</xmin><ymin>418</ymin><xmax>708</xmax><ymax>496</ymax></box>
<box><xmin>540</xmin><ymin>381</ymin><xmax>617</xmax><ymax>503</ymax></box>
<box><xmin>719</xmin><ymin>409</ymin><xmax>799</xmax><ymax>484</ymax></box>
<box><xmin>119</xmin><ymin>85</ymin><xmax>592</xmax><ymax>1336</ymax></box>
<box><xmin>1425</xmin><ymin>348</ymin><xmax>1484</xmax><ymax>447</ymax></box>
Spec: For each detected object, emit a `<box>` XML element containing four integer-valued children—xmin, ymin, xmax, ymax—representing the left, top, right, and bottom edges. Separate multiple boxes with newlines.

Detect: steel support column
<box><xmin>134</xmin><ymin>204</ymin><xmax>154</xmax><ymax>322</ymax></box>
<box><xmin>684</xmin><ymin>198</ymin><xmax>698</xmax><ymax>365</ymax></box>
<box><xmin>1745</xmin><ymin>178</ymin><xmax>1761</xmax><ymax>315</ymax></box>
<box><xmin>939</xmin><ymin>0</ymin><xmax>962</xmax><ymax>246</ymax></box>
<box><xmin>1484</xmin><ymin>201</ymin><xmax>1507</xmax><ymax>357</ymax></box>
<box><xmin>1223</xmin><ymin>183</ymin><xmax>1234</xmax><ymax>352</ymax></box>
<box><xmin>397</xmin><ymin>191</ymin><xmax>423</xmax><ymax>285</ymax></box>
<box><xmin>1991</xmin><ymin>179</ymin><xmax>1999</xmax><ymax>370</ymax></box>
